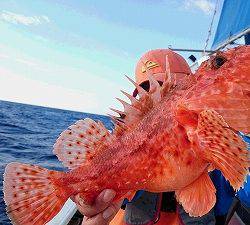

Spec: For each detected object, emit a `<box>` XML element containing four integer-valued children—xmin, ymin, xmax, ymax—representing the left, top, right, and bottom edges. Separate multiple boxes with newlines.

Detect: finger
<box><xmin>82</xmin><ymin>201</ymin><xmax>122</xmax><ymax>225</ymax></box>
<box><xmin>102</xmin><ymin>200</ymin><xmax>122</xmax><ymax>221</ymax></box>
<box><xmin>74</xmin><ymin>189</ymin><xmax>116</xmax><ymax>217</ymax></box>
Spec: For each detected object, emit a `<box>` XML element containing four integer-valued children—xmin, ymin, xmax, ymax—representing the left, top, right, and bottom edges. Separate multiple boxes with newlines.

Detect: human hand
<box><xmin>71</xmin><ymin>189</ymin><xmax>122</xmax><ymax>225</ymax></box>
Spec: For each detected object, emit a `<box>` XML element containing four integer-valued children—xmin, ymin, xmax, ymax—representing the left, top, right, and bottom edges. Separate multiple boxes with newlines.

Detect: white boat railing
<box><xmin>190</xmin><ymin>55</ymin><xmax>210</xmax><ymax>72</ymax></box>
<box><xmin>46</xmin><ymin>199</ymin><xmax>77</xmax><ymax>225</ymax></box>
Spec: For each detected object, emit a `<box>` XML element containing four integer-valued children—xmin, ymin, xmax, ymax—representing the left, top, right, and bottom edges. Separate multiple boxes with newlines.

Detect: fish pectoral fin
<box><xmin>53</xmin><ymin>118</ymin><xmax>112</xmax><ymax>170</ymax></box>
<box><xmin>195</xmin><ymin>109</ymin><xmax>249</xmax><ymax>190</ymax></box>
<box><xmin>176</xmin><ymin>172</ymin><xmax>216</xmax><ymax>217</ymax></box>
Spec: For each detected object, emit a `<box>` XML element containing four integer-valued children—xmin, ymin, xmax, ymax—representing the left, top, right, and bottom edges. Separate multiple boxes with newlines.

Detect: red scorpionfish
<box><xmin>3</xmin><ymin>46</ymin><xmax>250</xmax><ymax>224</ymax></box>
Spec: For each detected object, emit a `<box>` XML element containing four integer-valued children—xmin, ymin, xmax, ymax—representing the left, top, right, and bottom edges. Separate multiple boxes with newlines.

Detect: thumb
<box><xmin>82</xmin><ymin>200</ymin><xmax>122</xmax><ymax>225</ymax></box>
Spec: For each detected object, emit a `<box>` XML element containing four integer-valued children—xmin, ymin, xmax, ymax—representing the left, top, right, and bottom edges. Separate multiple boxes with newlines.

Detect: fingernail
<box><xmin>103</xmin><ymin>189</ymin><xmax>116</xmax><ymax>203</ymax></box>
<box><xmin>79</xmin><ymin>199</ymin><xmax>85</xmax><ymax>206</ymax></box>
<box><xmin>103</xmin><ymin>206</ymin><xmax>114</xmax><ymax>219</ymax></box>
<box><xmin>77</xmin><ymin>195</ymin><xmax>86</xmax><ymax>206</ymax></box>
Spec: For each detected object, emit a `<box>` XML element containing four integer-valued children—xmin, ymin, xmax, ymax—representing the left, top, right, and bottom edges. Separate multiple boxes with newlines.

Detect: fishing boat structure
<box><xmin>47</xmin><ymin>0</ymin><xmax>250</xmax><ymax>224</ymax></box>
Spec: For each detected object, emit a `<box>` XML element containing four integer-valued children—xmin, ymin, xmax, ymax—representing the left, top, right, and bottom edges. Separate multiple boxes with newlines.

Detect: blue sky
<box><xmin>0</xmin><ymin>0</ymin><xmax>220</xmax><ymax>114</ymax></box>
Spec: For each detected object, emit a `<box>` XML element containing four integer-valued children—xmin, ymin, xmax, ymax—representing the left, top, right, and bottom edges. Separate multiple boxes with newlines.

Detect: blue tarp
<box><xmin>236</xmin><ymin>133</ymin><xmax>250</xmax><ymax>207</ymax></box>
<box><xmin>212</xmin><ymin>0</ymin><xmax>250</xmax><ymax>49</ymax></box>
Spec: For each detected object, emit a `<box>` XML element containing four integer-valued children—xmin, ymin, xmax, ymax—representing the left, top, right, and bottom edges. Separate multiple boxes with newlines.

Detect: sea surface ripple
<box><xmin>0</xmin><ymin>100</ymin><xmax>113</xmax><ymax>224</ymax></box>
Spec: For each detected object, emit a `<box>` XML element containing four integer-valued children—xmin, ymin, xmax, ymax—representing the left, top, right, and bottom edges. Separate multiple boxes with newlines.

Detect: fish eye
<box><xmin>212</xmin><ymin>55</ymin><xmax>227</xmax><ymax>69</ymax></box>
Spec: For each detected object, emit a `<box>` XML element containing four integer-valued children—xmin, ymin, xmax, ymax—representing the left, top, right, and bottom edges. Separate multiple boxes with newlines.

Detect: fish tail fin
<box><xmin>3</xmin><ymin>162</ymin><xmax>68</xmax><ymax>225</ymax></box>
<box><xmin>196</xmin><ymin>109</ymin><xmax>249</xmax><ymax>190</ymax></box>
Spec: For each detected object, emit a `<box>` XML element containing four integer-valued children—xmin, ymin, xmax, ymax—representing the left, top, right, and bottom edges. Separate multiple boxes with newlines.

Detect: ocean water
<box><xmin>0</xmin><ymin>100</ymin><xmax>113</xmax><ymax>224</ymax></box>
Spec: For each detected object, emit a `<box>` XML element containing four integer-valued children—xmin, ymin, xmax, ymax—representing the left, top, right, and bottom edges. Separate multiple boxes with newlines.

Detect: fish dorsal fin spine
<box><xmin>110</xmin><ymin>72</ymin><xmax>175</xmax><ymax>130</ymax></box>
<box><xmin>53</xmin><ymin>118</ymin><xmax>111</xmax><ymax>170</ymax></box>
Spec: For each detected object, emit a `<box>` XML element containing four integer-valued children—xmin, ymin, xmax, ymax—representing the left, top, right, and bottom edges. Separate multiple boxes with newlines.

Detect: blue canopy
<box><xmin>212</xmin><ymin>0</ymin><xmax>250</xmax><ymax>50</ymax></box>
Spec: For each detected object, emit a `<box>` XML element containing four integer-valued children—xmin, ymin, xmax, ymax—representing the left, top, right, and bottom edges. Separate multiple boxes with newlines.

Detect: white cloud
<box><xmin>0</xmin><ymin>11</ymin><xmax>50</xmax><ymax>26</ymax></box>
<box><xmin>0</xmin><ymin>53</ymin><xmax>37</xmax><ymax>66</ymax></box>
<box><xmin>0</xmin><ymin>66</ymin><xmax>128</xmax><ymax>115</ymax></box>
<box><xmin>41</xmin><ymin>15</ymin><xmax>50</xmax><ymax>23</ymax></box>
<box><xmin>0</xmin><ymin>47</ymin><xmax>132</xmax><ymax>115</ymax></box>
<box><xmin>184</xmin><ymin>0</ymin><xmax>215</xmax><ymax>15</ymax></box>
<box><xmin>14</xmin><ymin>58</ymin><xmax>37</xmax><ymax>66</ymax></box>
<box><xmin>0</xmin><ymin>67</ymin><xmax>98</xmax><ymax>113</ymax></box>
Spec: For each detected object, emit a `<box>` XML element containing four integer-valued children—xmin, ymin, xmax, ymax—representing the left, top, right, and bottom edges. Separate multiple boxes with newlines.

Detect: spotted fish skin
<box><xmin>182</xmin><ymin>46</ymin><xmax>250</xmax><ymax>133</ymax></box>
<box><xmin>3</xmin><ymin>46</ymin><xmax>250</xmax><ymax>224</ymax></box>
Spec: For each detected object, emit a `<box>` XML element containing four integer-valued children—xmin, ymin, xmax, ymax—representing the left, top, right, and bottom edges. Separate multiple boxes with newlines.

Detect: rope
<box><xmin>203</xmin><ymin>0</ymin><xmax>219</xmax><ymax>53</ymax></box>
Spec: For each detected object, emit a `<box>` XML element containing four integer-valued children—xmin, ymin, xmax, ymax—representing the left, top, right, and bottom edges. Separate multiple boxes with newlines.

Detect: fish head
<box><xmin>197</xmin><ymin>46</ymin><xmax>250</xmax><ymax>80</ymax></box>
